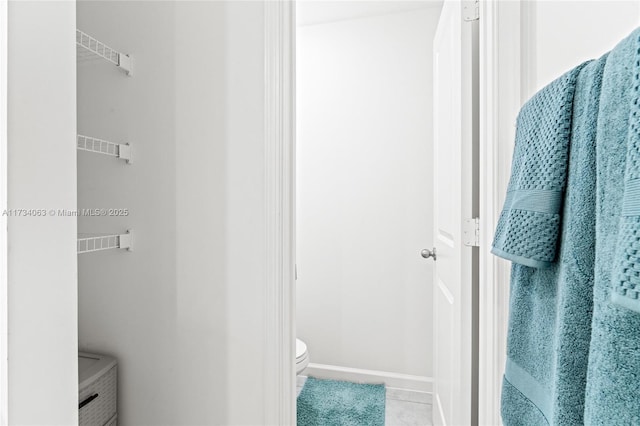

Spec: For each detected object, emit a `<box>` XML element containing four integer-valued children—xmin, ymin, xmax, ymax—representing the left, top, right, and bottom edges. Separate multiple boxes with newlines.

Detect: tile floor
<box><xmin>296</xmin><ymin>376</ymin><xmax>433</xmax><ymax>426</ymax></box>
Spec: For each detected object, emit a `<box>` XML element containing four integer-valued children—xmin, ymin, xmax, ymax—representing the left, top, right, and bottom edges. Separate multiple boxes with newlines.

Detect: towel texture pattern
<box><xmin>498</xmin><ymin>27</ymin><xmax>640</xmax><ymax>426</ymax></box>
<box><xmin>612</xmin><ymin>35</ymin><xmax>640</xmax><ymax>313</ymax></box>
<box><xmin>500</xmin><ymin>56</ymin><xmax>605</xmax><ymax>426</ymax></box>
<box><xmin>584</xmin><ymin>28</ymin><xmax>640</xmax><ymax>425</ymax></box>
<box><xmin>492</xmin><ymin>64</ymin><xmax>588</xmax><ymax>268</ymax></box>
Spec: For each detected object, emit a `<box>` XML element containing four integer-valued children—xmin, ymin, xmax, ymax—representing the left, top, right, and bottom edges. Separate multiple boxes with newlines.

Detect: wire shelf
<box><xmin>77</xmin><ymin>134</ymin><xmax>132</xmax><ymax>164</ymax></box>
<box><xmin>76</xmin><ymin>29</ymin><xmax>132</xmax><ymax>75</ymax></box>
<box><xmin>78</xmin><ymin>230</ymin><xmax>133</xmax><ymax>254</ymax></box>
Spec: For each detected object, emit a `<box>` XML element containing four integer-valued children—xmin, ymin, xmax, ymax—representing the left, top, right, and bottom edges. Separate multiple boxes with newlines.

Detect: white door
<box><xmin>431</xmin><ymin>1</ymin><xmax>476</xmax><ymax>425</ymax></box>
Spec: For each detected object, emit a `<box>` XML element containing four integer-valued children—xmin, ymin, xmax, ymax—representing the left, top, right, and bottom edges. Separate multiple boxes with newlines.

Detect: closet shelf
<box><xmin>76</xmin><ymin>29</ymin><xmax>132</xmax><ymax>76</ymax></box>
<box><xmin>77</xmin><ymin>134</ymin><xmax>132</xmax><ymax>164</ymax></box>
<box><xmin>77</xmin><ymin>230</ymin><xmax>133</xmax><ymax>254</ymax></box>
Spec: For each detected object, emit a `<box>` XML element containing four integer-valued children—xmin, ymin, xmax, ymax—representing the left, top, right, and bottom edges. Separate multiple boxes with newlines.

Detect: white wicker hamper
<box><xmin>79</xmin><ymin>352</ymin><xmax>117</xmax><ymax>426</ymax></box>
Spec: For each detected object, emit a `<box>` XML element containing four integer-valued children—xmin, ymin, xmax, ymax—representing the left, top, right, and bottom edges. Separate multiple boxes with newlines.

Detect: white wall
<box><xmin>7</xmin><ymin>1</ymin><xmax>78</xmax><ymax>424</ymax></box>
<box><xmin>297</xmin><ymin>0</ymin><xmax>442</xmax><ymax>26</ymax></box>
<box><xmin>77</xmin><ymin>2</ymin><xmax>267</xmax><ymax>424</ymax></box>
<box><xmin>174</xmin><ymin>3</ymin><xmax>226</xmax><ymax>424</ymax></box>
<box><xmin>77</xmin><ymin>2</ymin><xmax>178</xmax><ymax>424</ymax></box>
<box><xmin>522</xmin><ymin>0</ymin><xmax>640</xmax><ymax>98</ymax></box>
<box><xmin>296</xmin><ymin>8</ymin><xmax>440</xmax><ymax>377</ymax></box>
<box><xmin>175</xmin><ymin>2</ymin><xmax>266</xmax><ymax>424</ymax></box>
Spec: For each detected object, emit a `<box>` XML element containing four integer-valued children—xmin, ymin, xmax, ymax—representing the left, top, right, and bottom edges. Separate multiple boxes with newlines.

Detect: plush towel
<box><xmin>492</xmin><ymin>63</ymin><xmax>588</xmax><ymax>268</ymax></box>
<box><xmin>611</xmin><ymin>33</ymin><xmax>640</xmax><ymax>315</ymax></box>
<box><xmin>500</xmin><ymin>56</ymin><xmax>606</xmax><ymax>425</ymax></box>
<box><xmin>584</xmin><ymin>28</ymin><xmax>640</xmax><ymax>425</ymax></box>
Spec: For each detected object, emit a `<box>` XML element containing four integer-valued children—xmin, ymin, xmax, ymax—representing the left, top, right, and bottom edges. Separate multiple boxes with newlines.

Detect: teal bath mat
<box><xmin>297</xmin><ymin>377</ymin><xmax>385</xmax><ymax>426</ymax></box>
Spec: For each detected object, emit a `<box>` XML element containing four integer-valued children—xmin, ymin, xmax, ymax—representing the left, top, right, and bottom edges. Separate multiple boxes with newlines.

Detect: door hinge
<box><xmin>463</xmin><ymin>217</ymin><xmax>480</xmax><ymax>247</ymax></box>
<box><xmin>463</xmin><ymin>0</ymin><xmax>479</xmax><ymax>21</ymax></box>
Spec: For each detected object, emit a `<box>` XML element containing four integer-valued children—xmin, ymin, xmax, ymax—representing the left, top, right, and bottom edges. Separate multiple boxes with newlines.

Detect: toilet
<box><xmin>296</xmin><ymin>339</ymin><xmax>309</xmax><ymax>375</ymax></box>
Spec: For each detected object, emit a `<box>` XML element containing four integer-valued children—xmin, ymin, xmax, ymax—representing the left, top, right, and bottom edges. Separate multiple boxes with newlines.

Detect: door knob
<box><xmin>421</xmin><ymin>248</ymin><xmax>437</xmax><ymax>261</ymax></box>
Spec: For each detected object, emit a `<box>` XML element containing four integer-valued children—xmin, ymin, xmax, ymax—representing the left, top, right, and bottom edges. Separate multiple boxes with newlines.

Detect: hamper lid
<box><xmin>79</xmin><ymin>352</ymin><xmax>117</xmax><ymax>390</ymax></box>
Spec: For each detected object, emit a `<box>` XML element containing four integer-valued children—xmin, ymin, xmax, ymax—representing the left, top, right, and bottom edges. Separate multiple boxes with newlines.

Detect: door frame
<box><xmin>262</xmin><ymin>1</ymin><xmax>518</xmax><ymax>424</ymax></box>
<box><xmin>263</xmin><ymin>1</ymin><xmax>297</xmax><ymax>425</ymax></box>
<box><xmin>1</xmin><ymin>0</ymin><xmax>8</xmax><ymax>423</ymax></box>
<box><xmin>477</xmin><ymin>1</ymin><xmax>521</xmax><ymax>425</ymax></box>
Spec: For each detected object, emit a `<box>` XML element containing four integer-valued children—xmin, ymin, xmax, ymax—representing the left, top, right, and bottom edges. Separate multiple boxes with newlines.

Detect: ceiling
<box><xmin>297</xmin><ymin>0</ymin><xmax>443</xmax><ymax>27</ymax></box>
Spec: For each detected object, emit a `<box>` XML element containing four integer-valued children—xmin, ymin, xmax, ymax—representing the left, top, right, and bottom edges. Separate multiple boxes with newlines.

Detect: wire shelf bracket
<box><xmin>76</xmin><ymin>29</ymin><xmax>132</xmax><ymax>76</ymax></box>
<box><xmin>77</xmin><ymin>134</ymin><xmax>133</xmax><ymax>164</ymax></box>
<box><xmin>77</xmin><ymin>230</ymin><xmax>133</xmax><ymax>254</ymax></box>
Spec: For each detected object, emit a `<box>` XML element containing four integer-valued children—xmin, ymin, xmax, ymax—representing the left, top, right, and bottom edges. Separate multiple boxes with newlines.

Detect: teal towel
<box><xmin>584</xmin><ymin>28</ymin><xmax>640</xmax><ymax>425</ymax></box>
<box><xmin>611</xmin><ymin>32</ymin><xmax>640</xmax><ymax>314</ymax></box>
<box><xmin>492</xmin><ymin>64</ymin><xmax>588</xmax><ymax>268</ymax></box>
<box><xmin>500</xmin><ymin>55</ymin><xmax>606</xmax><ymax>425</ymax></box>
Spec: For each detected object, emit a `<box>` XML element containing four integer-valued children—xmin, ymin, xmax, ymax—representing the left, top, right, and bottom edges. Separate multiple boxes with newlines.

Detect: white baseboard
<box><xmin>303</xmin><ymin>363</ymin><xmax>433</xmax><ymax>394</ymax></box>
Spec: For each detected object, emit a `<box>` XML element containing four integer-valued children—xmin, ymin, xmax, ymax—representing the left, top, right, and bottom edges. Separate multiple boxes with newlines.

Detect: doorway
<box><xmin>293</xmin><ymin>1</ymin><xmax>477</xmax><ymax>425</ymax></box>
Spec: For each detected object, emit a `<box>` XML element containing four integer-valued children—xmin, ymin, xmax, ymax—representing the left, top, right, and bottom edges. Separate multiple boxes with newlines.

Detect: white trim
<box><xmin>0</xmin><ymin>0</ymin><xmax>8</xmax><ymax>422</ymax></box>
<box><xmin>434</xmin><ymin>394</ymin><xmax>447</xmax><ymax>426</ymax></box>
<box><xmin>305</xmin><ymin>363</ymin><xmax>433</xmax><ymax>394</ymax></box>
<box><xmin>478</xmin><ymin>2</ymin><xmax>520</xmax><ymax>425</ymax></box>
<box><xmin>519</xmin><ymin>0</ymin><xmax>537</xmax><ymax>102</ymax></box>
<box><xmin>264</xmin><ymin>1</ymin><xmax>296</xmax><ymax>425</ymax></box>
